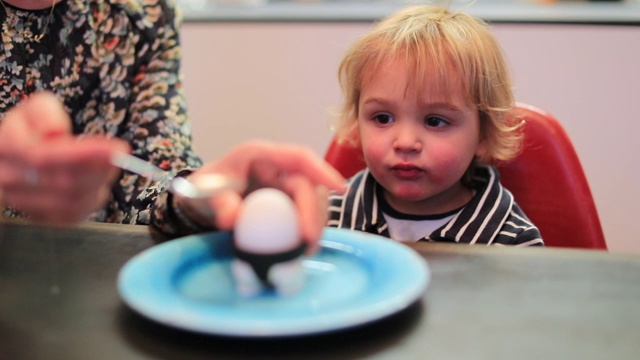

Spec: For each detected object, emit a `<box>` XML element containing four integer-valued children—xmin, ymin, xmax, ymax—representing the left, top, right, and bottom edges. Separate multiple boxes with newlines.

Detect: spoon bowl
<box><xmin>169</xmin><ymin>174</ymin><xmax>245</xmax><ymax>199</ymax></box>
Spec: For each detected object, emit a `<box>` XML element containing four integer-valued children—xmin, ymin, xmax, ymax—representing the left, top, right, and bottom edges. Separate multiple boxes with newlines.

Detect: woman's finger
<box><xmin>208</xmin><ymin>191</ymin><xmax>243</xmax><ymax>231</ymax></box>
<box><xmin>3</xmin><ymin>183</ymin><xmax>110</xmax><ymax>226</ymax></box>
<box><xmin>280</xmin><ymin>174</ymin><xmax>328</xmax><ymax>255</ymax></box>
<box><xmin>201</xmin><ymin>140</ymin><xmax>346</xmax><ymax>193</ymax></box>
<box><xmin>22</xmin><ymin>91</ymin><xmax>72</xmax><ymax>140</ymax></box>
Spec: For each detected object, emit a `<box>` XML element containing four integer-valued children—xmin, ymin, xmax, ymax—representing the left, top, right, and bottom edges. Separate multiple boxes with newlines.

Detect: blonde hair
<box><xmin>335</xmin><ymin>5</ymin><xmax>522</xmax><ymax>163</ymax></box>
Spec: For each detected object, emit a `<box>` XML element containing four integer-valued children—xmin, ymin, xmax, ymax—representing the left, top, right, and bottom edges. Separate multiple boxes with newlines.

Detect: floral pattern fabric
<box><xmin>0</xmin><ymin>0</ymin><xmax>202</xmax><ymax>236</ymax></box>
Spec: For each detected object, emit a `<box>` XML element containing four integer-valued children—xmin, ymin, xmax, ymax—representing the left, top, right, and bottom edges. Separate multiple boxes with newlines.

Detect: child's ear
<box><xmin>475</xmin><ymin>140</ymin><xmax>489</xmax><ymax>162</ymax></box>
<box><xmin>345</xmin><ymin>122</ymin><xmax>361</xmax><ymax>147</ymax></box>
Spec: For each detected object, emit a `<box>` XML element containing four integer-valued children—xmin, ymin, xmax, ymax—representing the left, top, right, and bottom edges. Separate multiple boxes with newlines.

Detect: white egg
<box><xmin>234</xmin><ymin>188</ymin><xmax>300</xmax><ymax>254</ymax></box>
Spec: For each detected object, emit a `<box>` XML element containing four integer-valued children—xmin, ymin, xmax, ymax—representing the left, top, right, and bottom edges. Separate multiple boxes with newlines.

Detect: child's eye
<box><xmin>424</xmin><ymin>116</ymin><xmax>448</xmax><ymax>128</ymax></box>
<box><xmin>373</xmin><ymin>113</ymin><xmax>394</xmax><ymax>125</ymax></box>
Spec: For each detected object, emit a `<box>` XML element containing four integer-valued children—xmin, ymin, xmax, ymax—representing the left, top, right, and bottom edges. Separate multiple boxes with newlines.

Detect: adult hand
<box><xmin>175</xmin><ymin>140</ymin><xmax>346</xmax><ymax>254</ymax></box>
<box><xmin>0</xmin><ymin>92</ymin><xmax>129</xmax><ymax>225</ymax></box>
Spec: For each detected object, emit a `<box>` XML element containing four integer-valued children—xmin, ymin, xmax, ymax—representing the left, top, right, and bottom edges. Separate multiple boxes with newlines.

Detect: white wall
<box><xmin>180</xmin><ymin>22</ymin><xmax>640</xmax><ymax>253</ymax></box>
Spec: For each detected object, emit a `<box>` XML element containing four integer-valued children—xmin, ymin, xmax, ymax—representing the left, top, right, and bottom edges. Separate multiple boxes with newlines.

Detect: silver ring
<box><xmin>25</xmin><ymin>168</ymin><xmax>38</xmax><ymax>186</ymax></box>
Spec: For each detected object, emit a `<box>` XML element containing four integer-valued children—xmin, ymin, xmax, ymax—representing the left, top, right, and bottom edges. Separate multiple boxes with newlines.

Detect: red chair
<box><xmin>324</xmin><ymin>103</ymin><xmax>607</xmax><ymax>250</ymax></box>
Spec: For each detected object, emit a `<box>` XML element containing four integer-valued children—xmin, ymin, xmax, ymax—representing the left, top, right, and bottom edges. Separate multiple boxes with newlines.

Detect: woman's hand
<box><xmin>0</xmin><ymin>92</ymin><xmax>129</xmax><ymax>225</ymax></box>
<box><xmin>175</xmin><ymin>140</ymin><xmax>346</xmax><ymax>254</ymax></box>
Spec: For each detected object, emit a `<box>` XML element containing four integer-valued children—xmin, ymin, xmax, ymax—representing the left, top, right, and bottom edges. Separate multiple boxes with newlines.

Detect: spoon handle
<box><xmin>111</xmin><ymin>152</ymin><xmax>245</xmax><ymax>200</ymax></box>
<box><xmin>110</xmin><ymin>152</ymin><xmax>171</xmax><ymax>184</ymax></box>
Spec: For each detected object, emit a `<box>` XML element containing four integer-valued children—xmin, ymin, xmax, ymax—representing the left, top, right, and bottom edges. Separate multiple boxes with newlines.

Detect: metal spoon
<box><xmin>110</xmin><ymin>152</ymin><xmax>245</xmax><ymax>200</ymax></box>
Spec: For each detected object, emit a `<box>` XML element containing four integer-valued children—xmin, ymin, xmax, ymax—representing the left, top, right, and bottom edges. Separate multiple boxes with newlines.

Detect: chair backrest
<box><xmin>324</xmin><ymin>103</ymin><xmax>607</xmax><ymax>250</ymax></box>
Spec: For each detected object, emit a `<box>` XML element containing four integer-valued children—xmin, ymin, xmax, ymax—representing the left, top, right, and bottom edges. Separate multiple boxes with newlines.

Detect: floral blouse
<box><xmin>0</xmin><ymin>0</ymin><xmax>203</xmax><ymax>236</ymax></box>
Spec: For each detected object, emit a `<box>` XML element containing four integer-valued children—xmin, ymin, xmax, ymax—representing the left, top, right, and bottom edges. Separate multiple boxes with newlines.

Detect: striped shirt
<box><xmin>327</xmin><ymin>165</ymin><xmax>544</xmax><ymax>246</ymax></box>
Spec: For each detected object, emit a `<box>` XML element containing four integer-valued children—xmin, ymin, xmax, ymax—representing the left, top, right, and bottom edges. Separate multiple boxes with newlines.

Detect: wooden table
<box><xmin>1</xmin><ymin>220</ymin><xmax>639</xmax><ymax>359</ymax></box>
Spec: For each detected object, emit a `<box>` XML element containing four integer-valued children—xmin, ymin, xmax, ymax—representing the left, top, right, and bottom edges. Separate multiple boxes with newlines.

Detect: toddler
<box><xmin>327</xmin><ymin>5</ymin><xmax>543</xmax><ymax>246</ymax></box>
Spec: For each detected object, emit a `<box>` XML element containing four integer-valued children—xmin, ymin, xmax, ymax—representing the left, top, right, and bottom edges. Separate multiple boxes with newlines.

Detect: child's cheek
<box><xmin>427</xmin><ymin>146</ymin><xmax>476</xmax><ymax>183</ymax></box>
<box><xmin>361</xmin><ymin>139</ymin><xmax>387</xmax><ymax>167</ymax></box>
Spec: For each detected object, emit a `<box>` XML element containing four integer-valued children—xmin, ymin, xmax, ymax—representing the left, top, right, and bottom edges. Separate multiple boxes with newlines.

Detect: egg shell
<box><xmin>234</xmin><ymin>188</ymin><xmax>301</xmax><ymax>254</ymax></box>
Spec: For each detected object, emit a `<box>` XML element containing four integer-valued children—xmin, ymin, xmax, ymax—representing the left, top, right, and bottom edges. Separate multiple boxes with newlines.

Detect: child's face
<box><xmin>357</xmin><ymin>57</ymin><xmax>486</xmax><ymax>215</ymax></box>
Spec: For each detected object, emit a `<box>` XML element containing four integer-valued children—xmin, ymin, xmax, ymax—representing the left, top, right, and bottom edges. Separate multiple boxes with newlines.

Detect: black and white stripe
<box><xmin>327</xmin><ymin>165</ymin><xmax>544</xmax><ymax>246</ymax></box>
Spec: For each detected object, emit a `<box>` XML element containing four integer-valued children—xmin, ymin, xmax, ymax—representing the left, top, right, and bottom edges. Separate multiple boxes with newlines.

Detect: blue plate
<box><xmin>118</xmin><ymin>227</ymin><xmax>430</xmax><ymax>337</ymax></box>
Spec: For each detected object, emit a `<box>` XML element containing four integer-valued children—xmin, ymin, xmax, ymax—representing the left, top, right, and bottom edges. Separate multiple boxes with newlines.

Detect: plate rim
<box><xmin>118</xmin><ymin>227</ymin><xmax>430</xmax><ymax>337</ymax></box>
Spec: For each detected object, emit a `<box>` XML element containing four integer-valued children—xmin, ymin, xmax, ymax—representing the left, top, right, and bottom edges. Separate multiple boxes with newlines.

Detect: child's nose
<box><xmin>392</xmin><ymin>123</ymin><xmax>422</xmax><ymax>152</ymax></box>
